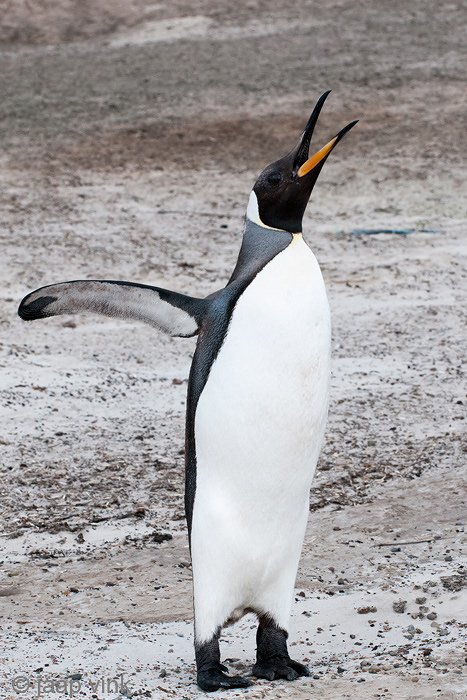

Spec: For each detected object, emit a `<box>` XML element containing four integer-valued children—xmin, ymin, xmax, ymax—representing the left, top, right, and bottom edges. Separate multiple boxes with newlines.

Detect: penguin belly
<box><xmin>191</xmin><ymin>235</ymin><xmax>331</xmax><ymax>644</ymax></box>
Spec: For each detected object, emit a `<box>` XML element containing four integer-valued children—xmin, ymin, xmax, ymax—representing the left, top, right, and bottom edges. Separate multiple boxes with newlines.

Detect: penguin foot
<box><xmin>252</xmin><ymin>656</ymin><xmax>310</xmax><ymax>681</ymax></box>
<box><xmin>197</xmin><ymin>667</ymin><xmax>253</xmax><ymax>692</ymax></box>
<box><xmin>253</xmin><ymin>617</ymin><xmax>310</xmax><ymax>682</ymax></box>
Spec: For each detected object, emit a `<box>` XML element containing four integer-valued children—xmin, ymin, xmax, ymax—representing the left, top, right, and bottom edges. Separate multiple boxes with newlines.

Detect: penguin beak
<box><xmin>292</xmin><ymin>91</ymin><xmax>358</xmax><ymax>179</ymax></box>
<box><xmin>250</xmin><ymin>92</ymin><xmax>358</xmax><ymax>234</ymax></box>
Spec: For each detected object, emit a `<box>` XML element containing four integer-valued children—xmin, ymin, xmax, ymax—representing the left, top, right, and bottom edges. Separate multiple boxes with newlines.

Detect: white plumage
<box><xmin>191</xmin><ymin>233</ymin><xmax>331</xmax><ymax>643</ymax></box>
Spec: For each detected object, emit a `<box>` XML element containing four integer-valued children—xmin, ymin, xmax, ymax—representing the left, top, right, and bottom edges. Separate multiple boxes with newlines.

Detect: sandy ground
<box><xmin>1</xmin><ymin>1</ymin><xmax>466</xmax><ymax>698</ymax></box>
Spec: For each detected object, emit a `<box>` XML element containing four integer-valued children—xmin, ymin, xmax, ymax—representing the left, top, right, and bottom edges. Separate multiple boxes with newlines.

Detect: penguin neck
<box><xmin>246</xmin><ymin>191</ymin><xmax>279</xmax><ymax>230</ymax></box>
<box><xmin>246</xmin><ymin>191</ymin><xmax>303</xmax><ymax>235</ymax></box>
<box><xmin>227</xmin><ymin>211</ymin><xmax>293</xmax><ymax>287</ymax></box>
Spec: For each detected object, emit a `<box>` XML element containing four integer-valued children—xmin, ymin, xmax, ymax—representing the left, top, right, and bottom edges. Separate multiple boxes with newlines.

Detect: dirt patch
<box><xmin>0</xmin><ymin>0</ymin><xmax>165</xmax><ymax>45</ymax></box>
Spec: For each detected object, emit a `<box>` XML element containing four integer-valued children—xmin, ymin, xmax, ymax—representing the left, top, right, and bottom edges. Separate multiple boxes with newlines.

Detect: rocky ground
<box><xmin>0</xmin><ymin>1</ymin><xmax>466</xmax><ymax>698</ymax></box>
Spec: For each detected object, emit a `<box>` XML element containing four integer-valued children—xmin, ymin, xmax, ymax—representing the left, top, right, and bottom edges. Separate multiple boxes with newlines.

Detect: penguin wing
<box><xmin>18</xmin><ymin>280</ymin><xmax>207</xmax><ymax>337</ymax></box>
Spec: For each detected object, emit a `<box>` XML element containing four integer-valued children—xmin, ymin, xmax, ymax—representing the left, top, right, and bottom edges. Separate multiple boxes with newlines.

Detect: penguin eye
<box><xmin>266</xmin><ymin>172</ymin><xmax>282</xmax><ymax>185</ymax></box>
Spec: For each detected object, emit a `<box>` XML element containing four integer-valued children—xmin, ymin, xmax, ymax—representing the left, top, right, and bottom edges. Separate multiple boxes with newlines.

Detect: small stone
<box><xmin>407</xmin><ymin>625</ymin><xmax>415</xmax><ymax>632</ymax></box>
<box><xmin>439</xmin><ymin>628</ymin><xmax>449</xmax><ymax>636</ymax></box>
<box><xmin>159</xmin><ymin>669</ymin><xmax>167</xmax><ymax>678</ymax></box>
<box><xmin>393</xmin><ymin>600</ymin><xmax>407</xmax><ymax>613</ymax></box>
<box><xmin>427</xmin><ymin>612</ymin><xmax>437</xmax><ymax>620</ymax></box>
<box><xmin>445</xmin><ymin>555</ymin><xmax>453</xmax><ymax>562</ymax></box>
<box><xmin>391</xmin><ymin>547</ymin><xmax>401</xmax><ymax>553</ymax></box>
<box><xmin>349</xmin><ymin>634</ymin><xmax>356</xmax><ymax>639</ymax></box>
<box><xmin>455</xmin><ymin>521</ymin><xmax>465</xmax><ymax>526</ymax></box>
<box><xmin>337</xmin><ymin>666</ymin><xmax>346</xmax><ymax>673</ymax></box>
<box><xmin>411</xmin><ymin>677</ymin><xmax>419</xmax><ymax>682</ymax></box>
<box><xmin>357</xmin><ymin>605</ymin><xmax>377</xmax><ymax>614</ymax></box>
<box><xmin>415</xmin><ymin>597</ymin><xmax>426</xmax><ymax>605</ymax></box>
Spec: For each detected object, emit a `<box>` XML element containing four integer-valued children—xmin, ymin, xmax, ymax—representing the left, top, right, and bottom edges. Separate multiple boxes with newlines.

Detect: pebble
<box><xmin>415</xmin><ymin>597</ymin><xmax>426</xmax><ymax>605</ymax></box>
<box><xmin>357</xmin><ymin>605</ymin><xmax>377</xmax><ymax>614</ymax></box>
<box><xmin>393</xmin><ymin>600</ymin><xmax>407</xmax><ymax>613</ymax></box>
<box><xmin>427</xmin><ymin>612</ymin><xmax>437</xmax><ymax>620</ymax></box>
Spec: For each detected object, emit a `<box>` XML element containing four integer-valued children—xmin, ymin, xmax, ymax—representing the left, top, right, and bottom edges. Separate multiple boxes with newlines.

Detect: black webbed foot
<box><xmin>195</xmin><ymin>635</ymin><xmax>252</xmax><ymax>692</ymax></box>
<box><xmin>253</xmin><ymin>617</ymin><xmax>310</xmax><ymax>682</ymax></box>
<box><xmin>253</xmin><ymin>656</ymin><xmax>310</xmax><ymax>681</ymax></box>
<box><xmin>197</xmin><ymin>666</ymin><xmax>252</xmax><ymax>692</ymax></box>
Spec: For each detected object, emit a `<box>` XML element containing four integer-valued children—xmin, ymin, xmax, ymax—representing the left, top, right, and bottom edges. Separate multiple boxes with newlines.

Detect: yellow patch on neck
<box><xmin>289</xmin><ymin>232</ymin><xmax>303</xmax><ymax>243</ymax></box>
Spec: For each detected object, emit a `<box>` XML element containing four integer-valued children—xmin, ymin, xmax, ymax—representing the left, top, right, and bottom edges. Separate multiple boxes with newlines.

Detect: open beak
<box><xmin>293</xmin><ymin>92</ymin><xmax>358</xmax><ymax>179</ymax></box>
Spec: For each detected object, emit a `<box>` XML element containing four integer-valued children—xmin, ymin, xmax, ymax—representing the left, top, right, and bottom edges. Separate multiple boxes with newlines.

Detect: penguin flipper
<box><xmin>18</xmin><ymin>280</ymin><xmax>207</xmax><ymax>337</ymax></box>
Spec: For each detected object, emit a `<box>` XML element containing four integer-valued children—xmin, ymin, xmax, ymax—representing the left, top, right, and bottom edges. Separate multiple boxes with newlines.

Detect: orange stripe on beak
<box><xmin>297</xmin><ymin>136</ymin><xmax>338</xmax><ymax>178</ymax></box>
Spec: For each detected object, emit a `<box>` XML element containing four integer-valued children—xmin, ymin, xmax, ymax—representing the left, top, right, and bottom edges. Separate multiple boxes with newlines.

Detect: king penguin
<box><xmin>18</xmin><ymin>91</ymin><xmax>357</xmax><ymax>692</ymax></box>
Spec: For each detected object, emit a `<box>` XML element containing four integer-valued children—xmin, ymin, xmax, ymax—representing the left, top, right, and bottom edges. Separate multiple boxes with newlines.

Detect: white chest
<box><xmin>194</xmin><ymin>234</ymin><xmax>331</xmax><ymax>503</ymax></box>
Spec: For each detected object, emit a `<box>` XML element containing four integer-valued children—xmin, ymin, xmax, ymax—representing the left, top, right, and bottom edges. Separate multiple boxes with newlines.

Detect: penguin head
<box><xmin>247</xmin><ymin>91</ymin><xmax>358</xmax><ymax>234</ymax></box>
